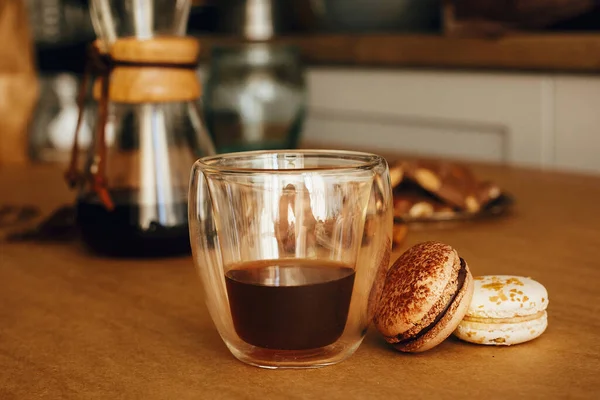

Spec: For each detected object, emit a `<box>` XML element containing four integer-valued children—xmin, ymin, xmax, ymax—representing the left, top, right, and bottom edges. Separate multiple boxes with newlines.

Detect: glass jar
<box><xmin>203</xmin><ymin>43</ymin><xmax>307</xmax><ymax>153</ymax></box>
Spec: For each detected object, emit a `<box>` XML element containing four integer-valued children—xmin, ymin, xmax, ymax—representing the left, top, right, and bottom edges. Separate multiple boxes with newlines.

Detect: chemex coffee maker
<box><xmin>64</xmin><ymin>0</ymin><xmax>216</xmax><ymax>258</ymax></box>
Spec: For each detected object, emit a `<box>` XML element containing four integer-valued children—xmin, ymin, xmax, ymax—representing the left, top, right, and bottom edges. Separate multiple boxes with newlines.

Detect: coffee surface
<box><xmin>225</xmin><ymin>259</ymin><xmax>355</xmax><ymax>350</ymax></box>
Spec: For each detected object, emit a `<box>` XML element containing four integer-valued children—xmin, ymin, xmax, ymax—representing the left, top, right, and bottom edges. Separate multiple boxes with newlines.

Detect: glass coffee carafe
<box><xmin>65</xmin><ymin>0</ymin><xmax>215</xmax><ymax>258</ymax></box>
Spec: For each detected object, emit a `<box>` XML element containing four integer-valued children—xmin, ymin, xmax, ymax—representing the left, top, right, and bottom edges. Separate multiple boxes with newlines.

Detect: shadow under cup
<box><xmin>189</xmin><ymin>150</ymin><xmax>393</xmax><ymax>368</ymax></box>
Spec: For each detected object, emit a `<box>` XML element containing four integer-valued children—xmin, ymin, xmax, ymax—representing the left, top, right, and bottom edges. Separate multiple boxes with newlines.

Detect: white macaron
<box><xmin>453</xmin><ymin>275</ymin><xmax>548</xmax><ymax>346</ymax></box>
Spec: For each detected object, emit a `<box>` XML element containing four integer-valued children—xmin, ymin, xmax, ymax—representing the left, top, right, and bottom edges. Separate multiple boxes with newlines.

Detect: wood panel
<box><xmin>1</xmin><ymin>160</ymin><xmax>600</xmax><ymax>398</ymax></box>
<box><xmin>197</xmin><ymin>33</ymin><xmax>600</xmax><ymax>73</ymax></box>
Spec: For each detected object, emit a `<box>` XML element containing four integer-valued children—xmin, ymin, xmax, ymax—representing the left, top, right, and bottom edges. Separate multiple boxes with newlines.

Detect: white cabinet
<box><xmin>199</xmin><ymin>66</ymin><xmax>600</xmax><ymax>174</ymax></box>
<box><xmin>304</xmin><ymin>69</ymin><xmax>547</xmax><ymax>167</ymax></box>
<box><xmin>303</xmin><ymin>68</ymin><xmax>600</xmax><ymax>174</ymax></box>
<box><xmin>554</xmin><ymin>77</ymin><xmax>600</xmax><ymax>174</ymax></box>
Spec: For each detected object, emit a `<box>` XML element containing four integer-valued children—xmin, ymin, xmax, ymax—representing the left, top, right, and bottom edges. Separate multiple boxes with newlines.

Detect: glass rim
<box><xmin>195</xmin><ymin>149</ymin><xmax>386</xmax><ymax>174</ymax></box>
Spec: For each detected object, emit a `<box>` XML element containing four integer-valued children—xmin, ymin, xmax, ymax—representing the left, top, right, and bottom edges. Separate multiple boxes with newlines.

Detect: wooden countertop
<box><xmin>1</xmin><ymin>160</ymin><xmax>599</xmax><ymax>398</ymax></box>
<box><xmin>198</xmin><ymin>33</ymin><xmax>600</xmax><ymax>73</ymax></box>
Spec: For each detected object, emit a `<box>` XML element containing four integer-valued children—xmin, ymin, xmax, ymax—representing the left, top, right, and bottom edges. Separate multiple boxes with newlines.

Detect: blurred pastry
<box><xmin>393</xmin><ymin>187</ymin><xmax>446</xmax><ymax>219</ymax></box>
<box><xmin>403</xmin><ymin>160</ymin><xmax>478</xmax><ymax>211</ymax></box>
<box><xmin>276</xmin><ymin>183</ymin><xmax>317</xmax><ymax>253</ymax></box>
<box><xmin>389</xmin><ymin>162</ymin><xmax>404</xmax><ymax>188</ymax></box>
<box><xmin>392</xmin><ymin>223</ymin><xmax>408</xmax><ymax>248</ymax></box>
<box><xmin>475</xmin><ymin>181</ymin><xmax>501</xmax><ymax>206</ymax></box>
<box><xmin>391</xmin><ymin>159</ymin><xmax>508</xmax><ymax>221</ymax></box>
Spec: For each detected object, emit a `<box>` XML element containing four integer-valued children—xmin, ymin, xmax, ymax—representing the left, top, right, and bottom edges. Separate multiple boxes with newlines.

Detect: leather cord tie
<box><xmin>64</xmin><ymin>43</ymin><xmax>198</xmax><ymax>211</ymax></box>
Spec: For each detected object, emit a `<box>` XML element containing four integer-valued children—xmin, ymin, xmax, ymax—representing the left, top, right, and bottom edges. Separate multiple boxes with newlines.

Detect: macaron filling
<box><xmin>395</xmin><ymin>258</ymin><xmax>467</xmax><ymax>345</ymax></box>
<box><xmin>462</xmin><ymin>310</ymin><xmax>546</xmax><ymax>325</ymax></box>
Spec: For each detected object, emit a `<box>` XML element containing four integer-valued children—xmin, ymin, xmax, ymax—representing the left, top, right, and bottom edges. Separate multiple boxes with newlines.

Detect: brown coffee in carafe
<box><xmin>64</xmin><ymin>2</ymin><xmax>215</xmax><ymax>258</ymax></box>
<box><xmin>225</xmin><ymin>259</ymin><xmax>356</xmax><ymax>350</ymax></box>
<box><xmin>76</xmin><ymin>190</ymin><xmax>189</xmax><ymax>258</ymax></box>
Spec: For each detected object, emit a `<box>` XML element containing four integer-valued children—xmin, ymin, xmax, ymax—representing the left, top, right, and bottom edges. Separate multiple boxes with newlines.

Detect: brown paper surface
<box><xmin>0</xmin><ymin>0</ymin><xmax>39</xmax><ymax>165</ymax></box>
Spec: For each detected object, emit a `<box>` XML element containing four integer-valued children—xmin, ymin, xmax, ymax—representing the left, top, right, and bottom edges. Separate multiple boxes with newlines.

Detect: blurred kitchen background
<box><xmin>12</xmin><ymin>0</ymin><xmax>600</xmax><ymax>174</ymax></box>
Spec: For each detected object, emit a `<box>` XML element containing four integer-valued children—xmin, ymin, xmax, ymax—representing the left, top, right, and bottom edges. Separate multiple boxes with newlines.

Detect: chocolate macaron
<box><xmin>374</xmin><ymin>241</ymin><xmax>474</xmax><ymax>352</ymax></box>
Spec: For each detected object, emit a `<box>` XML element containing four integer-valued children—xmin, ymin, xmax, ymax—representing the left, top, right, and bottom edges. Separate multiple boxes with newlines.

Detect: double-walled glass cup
<box><xmin>189</xmin><ymin>150</ymin><xmax>393</xmax><ymax>368</ymax></box>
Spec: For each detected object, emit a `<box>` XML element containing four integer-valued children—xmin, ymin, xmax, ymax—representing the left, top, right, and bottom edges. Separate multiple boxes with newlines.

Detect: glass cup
<box><xmin>189</xmin><ymin>150</ymin><xmax>393</xmax><ymax>368</ymax></box>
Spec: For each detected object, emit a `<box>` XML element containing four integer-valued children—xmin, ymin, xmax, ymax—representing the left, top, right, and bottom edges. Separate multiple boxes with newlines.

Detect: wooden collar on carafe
<box><xmin>64</xmin><ymin>37</ymin><xmax>201</xmax><ymax>210</ymax></box>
